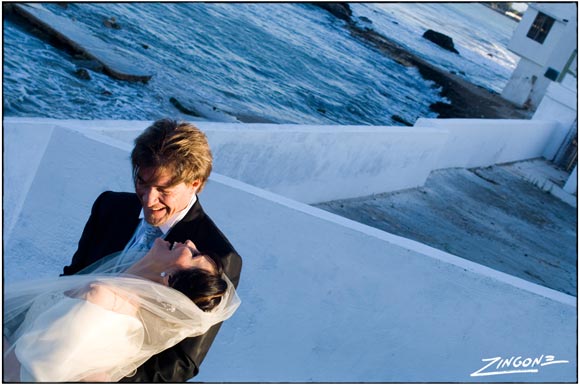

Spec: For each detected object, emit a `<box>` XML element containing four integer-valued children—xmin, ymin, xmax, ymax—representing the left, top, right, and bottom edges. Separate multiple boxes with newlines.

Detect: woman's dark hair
<box><xmin>168</xmin><ymin>255</ymin><xmax>227</xmax><ymax>312</ymax></box>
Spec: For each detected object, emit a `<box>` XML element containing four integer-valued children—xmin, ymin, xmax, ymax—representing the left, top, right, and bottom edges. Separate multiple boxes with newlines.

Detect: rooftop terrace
<box><xmin>3</xmin><ymin>117</ymin><xmax>576</xmax><ymax>382</ymax></box>
<box><xmin>316</xmin><ymin>159</ymin><xmax>577</xmax><ymax>296</ymax></box>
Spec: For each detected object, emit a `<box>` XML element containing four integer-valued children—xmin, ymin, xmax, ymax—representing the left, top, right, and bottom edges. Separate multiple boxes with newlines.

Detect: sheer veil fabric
<box><xmin>3</xmin><ymin>249</ymin><xmax>241</xmax><ymax>382</ymax></box>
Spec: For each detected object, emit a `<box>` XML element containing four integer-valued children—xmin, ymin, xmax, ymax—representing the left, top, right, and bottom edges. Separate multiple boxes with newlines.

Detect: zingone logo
<box><xmin>470</xmin><ymin>355</ymin><xmax>569</xmax><ymax>377</ymax></box>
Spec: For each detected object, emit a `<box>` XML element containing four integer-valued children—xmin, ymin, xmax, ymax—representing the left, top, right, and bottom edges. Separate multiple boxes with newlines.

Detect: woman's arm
<box><xmin>84</xmin><ymin>284</ymin><xmax>137</xmax><ymax>317</ymax></box>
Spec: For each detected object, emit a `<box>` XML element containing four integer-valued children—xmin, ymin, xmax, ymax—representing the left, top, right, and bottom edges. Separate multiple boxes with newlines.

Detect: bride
<box><xmin>3</xmin><ymin>239</ymin><xmax>240</xmax><ymax>382</ymax></box>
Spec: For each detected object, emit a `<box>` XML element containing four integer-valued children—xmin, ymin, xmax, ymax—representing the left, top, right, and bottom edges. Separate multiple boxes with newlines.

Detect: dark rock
<box><xmin>391</xmin><ymin>114</ymin><xmax>413</xmax><ymax>126</ymax></box>
<box><xmin>169</xmin><ymin>97</ymin><xmax>202</xmax><ymax>117</ymax></box>
<box><xmin>103</xmin><ymin>16</ymin><xmax>121</xmax><ymax>30</ymax></box>
<box><xmin>422</xmin><ymin>29</ymin><xmax>459</xmax><ymax>54</ymax></box>
<box><xmin>74</xmin><ymin>68</ymin><xmax>91</xmax><ymax>80</ymax></box>
<box><xmin>141</xmin><ymin>43</ymin><xmax>149</xmax><ymax>49</ymax></box>
<box><xmin>317</xmin><ymin>108</ymin><xmax>327</xmax><ymax>114</ymax></box>
<box><xmin>234</xmin><ymin>114</ymin><xmax>276</xmax><ymax>123</ymax></box>
<box><xmin>73</xmin><ymin>59</ymin><xmax>104</xmax><ymax>72</ymax></box>
<box><xmin>429</xmin><ymin>101</ymin><xmax>453</xmax><ymax>115</ymax></box>
<box><xmin>356</xmin><ymin>16</ymin><xmax>373</xmax><ymax>31</ymax></box>
<box><xmin>312</xmin><ymin>3</ymin><xmax>352</xmax><ymax>23</ymax></box>
<box><xmin>358</xmin><ymin>16</ymin><xmax>372</xmax><ymax>24</ymax></box>
<box><xmin>3</xmin><ymin>3</ymin><xmax>15</xmax><ymax>14</ymax></box>
<box><xmin>12</xmin><ymin>4</ymin><xmax>152</xmax><ymax>83</ymax></box>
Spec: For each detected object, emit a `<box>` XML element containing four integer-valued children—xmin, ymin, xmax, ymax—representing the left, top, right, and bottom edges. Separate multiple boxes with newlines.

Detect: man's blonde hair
<box><xmin>131</xmin><ymin>119</ymin><xmax>213</xmax><ymax>191</ymax></box>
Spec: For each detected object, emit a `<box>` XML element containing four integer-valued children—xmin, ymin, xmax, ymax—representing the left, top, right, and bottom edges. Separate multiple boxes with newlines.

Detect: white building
<box><xmin>502</xmin><ymin>3</ymin><xmax>577</xmax><ymax>110</ymax></box>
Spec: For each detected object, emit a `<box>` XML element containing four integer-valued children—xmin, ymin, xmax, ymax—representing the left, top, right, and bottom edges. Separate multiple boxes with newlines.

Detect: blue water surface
<box><xmin>3</xmin><ymin>3</ymin><xmax>517</xmax><ymax>125</ymax></box>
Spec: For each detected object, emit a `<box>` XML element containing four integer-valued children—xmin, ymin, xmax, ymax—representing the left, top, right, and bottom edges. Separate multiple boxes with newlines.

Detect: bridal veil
<box><xmin>3</xmin><ymin>249</ymin><xmax>241</xmax><ymax>382</ymax></box>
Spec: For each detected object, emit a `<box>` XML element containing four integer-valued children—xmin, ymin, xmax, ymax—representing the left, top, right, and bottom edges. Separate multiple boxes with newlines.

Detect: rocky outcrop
<box><xmin>428</xmin><ymin>101</ymin><xmax>452</xmax><ymax>115</ymax></box>
<box><xmin>345</xmin><ymin>22</ymin><xmax>529</xmax><ymax>119</ymax></box>
<box><xmin>312</xmin><ymin>3</ymin><xmax>353</xmax><ymax>23</ymax></box>
<box><xmin>422</xmin><ymin>29</ymin><xmax>459</xmax><ymax>54</ymax></box>
<box><xmin>391</xmin><ymin>115</ymin><xmax>413</xmax><ymax>126</ymax></box>
<box><xmin>103</xmin><ymin>16</ymin><xmax>121</xmax><ymax>30</ymax></box>
<box><xmin>169</xmin><ymin>97</ymin><xmax>202</xmax><ymax>117</ymax></box>
<box><xmin>307</xmin><ymin>5</ymin><xmax>531</xmax><ymax>120</ymax></box>
<box><xmin>74</xmin><ymin>68</ymin><xmax>91</xmax><ymax>80</ymax></box>
<box><xmin>10</xmin><ymin>3</ymin><xmax>152</xmax><ymax>83</ymax></box>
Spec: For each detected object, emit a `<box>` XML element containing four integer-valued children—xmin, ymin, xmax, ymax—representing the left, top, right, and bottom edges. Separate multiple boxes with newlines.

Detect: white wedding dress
<box><xmin>4</xmin><ymin>271</ymin><xmax>240</xmax><ymax>382</ymax></box>
<box><xmin>16</xmin><ymin>294</ymin><xmax>143</xmax><ymax>382</ymax></box>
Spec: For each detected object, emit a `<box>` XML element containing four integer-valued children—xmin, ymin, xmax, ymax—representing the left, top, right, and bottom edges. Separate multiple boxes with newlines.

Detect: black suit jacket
<box><xmin>63</xmin><ymin>191</ymin><xmax>242</xmax><ymax>382</ymax></box>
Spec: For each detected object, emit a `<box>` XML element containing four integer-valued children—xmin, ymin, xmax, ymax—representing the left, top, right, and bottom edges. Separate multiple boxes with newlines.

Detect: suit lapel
<box><xmin>179</xmin><ymin>196</ymin><xmax>204</xmax><ymax>223</ymax></box>
<box><xmin>165</xmin><ymin>197</ymin><xmax>205</xmax><ymax>242</ymax></box>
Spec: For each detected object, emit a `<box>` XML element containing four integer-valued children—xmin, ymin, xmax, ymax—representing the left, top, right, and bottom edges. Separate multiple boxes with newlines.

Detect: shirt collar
<box><xmin>139</xmin><ymin>193</ymin><xmax>198</xmax><ymax>235</ymax></box>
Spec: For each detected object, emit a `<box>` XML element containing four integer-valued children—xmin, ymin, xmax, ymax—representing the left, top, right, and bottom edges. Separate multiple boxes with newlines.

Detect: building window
<box><xmin>527</xmin><ymin>12</ymin><xmax>555</xmax><ymax>44</ymax></box>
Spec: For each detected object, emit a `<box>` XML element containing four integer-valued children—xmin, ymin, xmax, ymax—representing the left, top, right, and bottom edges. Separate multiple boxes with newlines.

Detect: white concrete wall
<box><xmin>200</xmin><ymin>123</ymin><xmax>448</xmax><ymax>203</ymax></box>
<box><xmin>4</xmin><ymin>119</ymin><xmax>449</xmax><ymax>204</ymax></box>
<box><xmin>561</xmin><ymin>70</ymin><xmax>577</xmax><ymax>90</ymax></box>
<box><xmin>533</xmin><ymin>82</ymin><xmax>578</xmax><ymax>161</ymax></box>
<box><xmin>414</xmin><ymin>118</ymin><xmax>557</xmax><ymax>169</ymax></box>
<box><xmin>4</xmin><ymin>120</ymin><xmax>55</xmax><ymax>240</ymax></box>
<box><xmin>4</xmin><ymin>117</ymin><xmax>561</xmax><ymax>205</ymax></box>
<box><xmin>4</xmin><ymin>125</ymin><xmax>135</xmax><ymax>280</ymax></box>
<box><xmin>3</xmin><ymin>121</ymin><xmax>576</xmax><ymax>382</ymax></box>
<box><xmin>87</xmin><ymin>121</ymin><xmax>449</xmax><ymax>204</ymax></box>
<box><xmin>563</xmin><ymin>165</ymin><xmax>577</xmax><ymax>194</ymax></box>
<box><xmin>501</xmin><ymin>57</ymin><xmax>552</xmax><ymax>108</ymax></box>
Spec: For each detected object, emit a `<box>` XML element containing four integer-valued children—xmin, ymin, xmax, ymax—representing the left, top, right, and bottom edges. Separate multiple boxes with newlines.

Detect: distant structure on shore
<box><xmin>500</xmin><ymin>3</ymin><xmax>577</xmax><ymax>173</ymax></box>
<box><xmin>501</xmin><ymin>3</ymin><xmax>578</xmax><ymax>171</ymax></box>
<box><xmin>501</xmin><ymin>3</ymin><xmax>577</xmax><ymax>110</ymax></box>
<box><xmin>483</xmin><ymin>2</ymin><xmax>525</xmax><ymax>21</ymax></box>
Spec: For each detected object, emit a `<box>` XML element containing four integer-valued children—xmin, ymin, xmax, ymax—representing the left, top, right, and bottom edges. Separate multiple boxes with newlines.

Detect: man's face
<box><xmin>135</xmin><ymin>167</ymin><xmax>200</xmax><ymax>226</ymax></box>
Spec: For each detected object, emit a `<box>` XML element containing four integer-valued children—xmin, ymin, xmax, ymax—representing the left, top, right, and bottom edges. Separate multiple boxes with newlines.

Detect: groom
<box><xmin>62</xmin><ymin>119</ymin><xmax>242</xmax><ymax>382</ymax></box>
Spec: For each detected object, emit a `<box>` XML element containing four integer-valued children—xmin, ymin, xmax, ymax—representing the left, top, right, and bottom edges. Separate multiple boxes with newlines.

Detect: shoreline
<box><xmin>317</xmin><ymin>3</ymin><xmax>533</xmax><ymax>122</ymax></box>
<box><xmin>347</xmin><ymin>24</ymin><xmax>533</xmax><ymax>121</ymax></box>
<box><xmin>6</xmin><ymin>3</ymin><xmax>533</xmax><ymax>124</ymax></box>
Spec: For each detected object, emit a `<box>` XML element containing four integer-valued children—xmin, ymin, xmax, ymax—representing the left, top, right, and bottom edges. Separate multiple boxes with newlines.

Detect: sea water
<box><xmin>3</xmin><ymin>3</ymin><xmax>518</xmax><ymax>125</ymax></box>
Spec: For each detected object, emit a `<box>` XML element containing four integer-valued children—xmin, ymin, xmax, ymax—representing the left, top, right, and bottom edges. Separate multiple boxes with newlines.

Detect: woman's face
<box><xmin>170</xmin><ymin>241</ymin><xmax>218</xmax><ymax>274</ymax></box>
